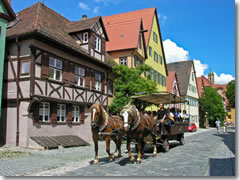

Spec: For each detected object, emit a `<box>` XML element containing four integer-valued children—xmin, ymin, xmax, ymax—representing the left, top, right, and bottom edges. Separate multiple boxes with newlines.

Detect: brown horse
<box><xmin>120</xmin><ymin>104</ymin><xmax>157</xmax><ymax>163</ymax></box>
<box><xmin>89</xmin><ymin>104</ymin><xmax>124</xmax><ymax>164</ymax></box>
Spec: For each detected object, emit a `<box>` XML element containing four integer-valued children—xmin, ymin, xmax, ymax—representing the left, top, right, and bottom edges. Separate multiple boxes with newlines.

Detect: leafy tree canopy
<box><xmin>199</xmin><ymin>86</ymin><xmax>226</xmax><ymax>126</ymax></box>
<box><xmin>109</xmin><ymin>64</ymin><xmax>157</xmax><ymax>114</ymax></box>
<box><xmin>226</xmin><ymin>80</ymin><xmax>235</xmax><ymax>108</ymax></box>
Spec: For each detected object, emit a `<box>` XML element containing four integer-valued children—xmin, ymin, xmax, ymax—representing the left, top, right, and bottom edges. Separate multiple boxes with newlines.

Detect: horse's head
<box><xmin>120</xmin><ymin>104</ymin><xmax>138</xmax><ymax>131</ymax></box>
<box><xmin>89</xmin><ymin>104</ymin><xmax>104</xmax><ymax>128</ymax></box>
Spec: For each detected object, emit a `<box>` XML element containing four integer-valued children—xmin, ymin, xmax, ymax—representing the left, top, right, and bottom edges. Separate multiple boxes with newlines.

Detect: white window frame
<box><xmin>95</xmin><ymin>36</ymin><xmax>101</xmax><ymax>52</ymax></box>
<box><xmin>120</xmin><ymin>57</ymin><xmax>127</xmax><ymax>66</ymax></box>
<box><xmin>72</xmin><ymin>106</ymin><xmax>80</xmax><ymax>122</ymax></box>
<box><xmin>21</xmin><ymin>61</ymin><xmax>30</xmax><ymax>74</ymax></box>
<box><xmin>83</xmin><ymin>32</ymin><xmax>88</xmax><ymax>43</ymax></box>
<box><xmin>49</xmin><ymin>57</ymin><xmax>62</xmax><ymax>81</ymax></box>
<box><xmin>75</xmin><ymin>66</ymin><xmax>85</xmax><ymax>87</ymax></box>
<box><xmin>57</xmin><ymin>104</ymin><xmax>66</xmax><ymax>122</ymax></box>
<box><xmin>39</xmin><ymin>102</ymin><xmax>50</xmax><ymax>122</ymax></box>
<box><xmin>95</xmin><ymin>73</ymin><xmax>102</xmax><ymax>91</ymax></box>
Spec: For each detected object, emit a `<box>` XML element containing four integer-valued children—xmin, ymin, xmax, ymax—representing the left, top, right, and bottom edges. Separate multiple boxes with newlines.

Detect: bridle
<box><xmin>91</xmin><ymin>107</ymin><xmax>109</xmax><ymax>132</ymax></box>
<box><xmin>121</xmin><ymin>106</ymin><xmax>140</xmax><ymax>131</ymax></box>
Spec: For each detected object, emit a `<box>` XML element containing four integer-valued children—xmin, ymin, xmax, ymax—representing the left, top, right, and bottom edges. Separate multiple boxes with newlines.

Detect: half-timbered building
<box><xmin>1</xmin><ymin>2</ymin><xmax>112</xmax><ymax>148</ymax></box>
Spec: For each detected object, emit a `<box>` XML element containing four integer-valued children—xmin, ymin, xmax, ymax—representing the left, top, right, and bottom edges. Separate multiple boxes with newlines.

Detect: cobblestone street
<box><xmin>0</xmin><ymin>127</ymin><xmax>235</xmax><ymax>176</ymax></box>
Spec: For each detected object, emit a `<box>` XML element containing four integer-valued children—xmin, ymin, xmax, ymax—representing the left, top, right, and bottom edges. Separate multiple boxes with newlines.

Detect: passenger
<box><xmin>182</xmin><ymin>110</ymin><xmax>189</xmax><ymax>122</ymax></box>
<box><xmin>178</xmin><ymin>109</ymin><xmax>183</xmax><ymax>121</ymax></box>
<box><xmin>168</xmin><ymin>108</ymin><xmax>175</xmax><ymax>126</ymax></box>
<box><xmin>156</xmin><ymin>104</ymin><xmax>167</xmax><ymax>132</ymax></box>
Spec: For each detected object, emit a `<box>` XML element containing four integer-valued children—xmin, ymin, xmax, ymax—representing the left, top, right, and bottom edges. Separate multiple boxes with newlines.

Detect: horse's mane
<box><xmin>121</xmin><ymin>104</ymin><xmax>138</xmax><ymax>118</ymax></box>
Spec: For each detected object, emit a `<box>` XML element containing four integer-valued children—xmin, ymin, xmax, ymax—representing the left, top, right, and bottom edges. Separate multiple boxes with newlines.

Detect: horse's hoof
<box><xmin>93</xmin><ymin>159</ymin><xmax>99</xmax><ymax>164</ymax></box>
<box><xmin>137</xmin><ymin>159</ymin><xmax>141</xmax><ymax>164</ymax></box>
<box><xmin>153</xmin><ymin>153</ymin><xmax>157</xmax><ymax>157</ymax></box>
<box><xmin>130</xmin><ymin>156</ymin><xmax>135</xmax><ymax>163</ymax></box>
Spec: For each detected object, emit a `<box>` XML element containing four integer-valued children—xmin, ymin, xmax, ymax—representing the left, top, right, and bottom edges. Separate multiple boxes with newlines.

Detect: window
<box><xmin>154</xmin><ymin>52</ymin><xmax>158</xmax><ymax>62</ymax></box>
<box><xmin>154</xmin><ymin>70</ymin><xmax>158</xmax><ymax>82</ymax></box>
<box><xmin>159</xmin><ymin>55</ymin><xmax>162</xmax><ymax>64</ymax></box>
<box><xmin>83</xmin><ymin>32</ymin><xmax>88</xmax><ymax>43</ymax></box>
<box><xmin>72</xmin><ymin>106</ymin><xmax>80</xmax><ymax>122</ymax></box>
<box><xmin>150</xmin><ymin>69</ymin><xmax>154</xmax><ymax>80</ymax></box>
<box><xmin>134</xmin><ymin>55</ymin><xmax>143</xmax><ymax>67</ymax></box>
<box><xmin>95</xmin><ymin>73</ymin><xmax>102</xmax><ymax>91</ymax></box>
<box><xmin>120</xmin><ymin>57</ymin><xmax>127</xmax><ymax>66</ymax></box>
<box><xmin>162</xmin><ymin>76</ymin><xmax>166</xmax><ymax>86</ymax></box>
<box><xmin>75</xmin><ymin>66</ymin><xmax>85</xmax><ymax>87</ymax></box>
<box><xmin>21</xmin><ymin>61</ymin><xmax>30</xmax><ymax>74</ymax></box>
<box><xmin>149</xmin><ymin>46</ymin><xmax>152</xmax><ymax>57</ymax></box>
<box><xmin>192</xmin><ymin>72</ymin><xmax>194</xmax><ymax>81</ymax></box>
<box><xmin>57</xmin><ymin>104</ymin><xmax>66</xmax><ymax>122</ymax></box>
<box><xmin>108</xmin><ymin>80</ymin><xmax>113</xmax><ymax>95</ymax></box>
<box><xmin>39</xmin><ymin>102</ymin><xmax>50</xmax><ymax>122</ymax></box>
<box><xmin>158</xmin><ymin>73</ymin><xmax>162</xmax><ymax>85</ymax></box>
<box><xmin>49</xmin><ymin>57</ymin><xmax>62</xmax><ymax>81</ymax></box>
<box><xmin>153</xmin><ymin>32</ymin><xmax>158</xmax><ymax>43</ymax></box>
<box><xmin>95</xmin><ymin>36</ymin><xmax>101</xmax><ymax>52</ymax></box>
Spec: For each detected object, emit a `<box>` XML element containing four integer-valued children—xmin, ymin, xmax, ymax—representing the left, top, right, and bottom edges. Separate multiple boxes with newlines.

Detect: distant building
<box><xmin>167</xmin><ymin>60</ymin><xmax>200</xmax><ymax>127</ymax></box>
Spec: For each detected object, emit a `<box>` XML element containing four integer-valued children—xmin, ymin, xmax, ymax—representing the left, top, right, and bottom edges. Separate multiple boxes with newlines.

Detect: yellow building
<box><xmin>226</xmin><ymin>108</ymin><xmax>235</xmax><ymax>126</ymax></box>
<box><xmin>103</xmin><ymin>8</ymin><xmax>168</xmax><ymax>110</ymax></box>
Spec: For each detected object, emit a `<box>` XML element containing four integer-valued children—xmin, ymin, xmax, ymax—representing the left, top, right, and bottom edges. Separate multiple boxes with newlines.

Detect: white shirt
<box><xmin>215</xmin><ymin>120</ymin><xmax>221</xmax><ymax>127</ymax></box>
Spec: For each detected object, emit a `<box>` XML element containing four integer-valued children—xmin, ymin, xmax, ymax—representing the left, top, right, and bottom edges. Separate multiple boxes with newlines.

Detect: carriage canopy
<box><xmin>131</xmin><ymin>91</ymin><xmax>188</xmax><ymax>105</ymax></box>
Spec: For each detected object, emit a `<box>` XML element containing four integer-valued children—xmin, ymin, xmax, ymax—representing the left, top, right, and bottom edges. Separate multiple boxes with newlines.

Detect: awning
<box><xmin>131</xmin><ymin>92</ymin><xmax>188</xmax><ymax>105</ymax></box>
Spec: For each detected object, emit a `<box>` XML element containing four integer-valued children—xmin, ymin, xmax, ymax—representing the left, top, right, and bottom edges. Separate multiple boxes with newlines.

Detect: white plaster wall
<box><xmin>19</xmin><ymin>102</ymin><xmax>30</xmax><ymax>147</ymax></box>
<box><xmin>47</xmin><ymin>83</ymin><xmax>63</xmax><ymax>99</ymax></box>
<box><xmin>35</xmin><ymin>80</ymin><xmax>45</xmax><ymax>96</ymax></box>
<box><xmin>35</xmin><ymin>64</ymin><xmax>41</xmax><ymax>78</ymax></box>
<box><xmin>5</xmin><ymin>107</ymin><xmax>17</xmax><ymax>145</ymax></box>
<box><xmin>20</xmin><ymin>81</ymin><xmax>30</xmax><ymax>98</ymax></box>
<box><xmin>7</xmin><ymin>82</ymin><xmax>17</xmax><ymax>99</ymax></box>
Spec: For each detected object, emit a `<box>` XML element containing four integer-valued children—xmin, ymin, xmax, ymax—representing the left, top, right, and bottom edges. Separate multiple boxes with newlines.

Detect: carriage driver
<box><xmin>156</xmin><ymin>104</ymin><xmax>167</xmax><ymax>132</ymax></box>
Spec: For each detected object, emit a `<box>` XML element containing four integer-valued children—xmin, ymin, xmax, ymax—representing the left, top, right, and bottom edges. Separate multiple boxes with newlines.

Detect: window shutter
<box><xmin>92</xmin><ymin>32</ymin><xmax>96</xmax><ymax>49</ymax></box>
<box><xmin>33</xmin><ymin>103</ymin><xmax>40</xmax><ymax>123</ymax></box>
<box><xmin>101</xmin><ymin>39</ymin><xmax>105</xmax><ymax>55</ymax></box>
<box><xmin>66</xmin><ymin>104</ymin><xmax>73</xmax><ymax>123</ymax></box>
<box><xmin>91</xmin><ymin>71</ymin><xmax>95</xmax><ymax>90</ymax></box>
<box><xmin>101</xmin><ymin>74</ymin><xmax>105</xmax><ymax>93</ymax></box>
<box><xmin>50</xmin><ymin>103</ymin><xmax>57</xmax><ymax>124</ymax></box>
<box><xmin>85</xmin><ymin>69</ymin><xmax>91</xmax><ymax>89</ymax></box>
<box><xmin>80</xmin><ymin>106</ymin><xmax>85</xmax><ymax>124</ymax></box>
<box><xmin>62</xmin><ymin>61</ymin><xmax>69</xmax><ymax>84</ymax></box>
<box><xmin>69</xmin><ymin>63</ymin><xmax>75</xmax><ymax>85</ymax></box>
<box><xmin>41</xmin><ymin>54</ymin><xmax>49</xmax><ymax>79</ymax></box>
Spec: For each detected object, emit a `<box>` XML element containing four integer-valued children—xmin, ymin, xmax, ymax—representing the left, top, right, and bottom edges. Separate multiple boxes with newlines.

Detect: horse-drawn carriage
<box><xmin>131</xmin><ymin>92</ymin><xmax>189</xmax><ymax>152</ymax></box>
<box><xmin>90</xmin><ymin>92</ymin><xmax>189</xmax><ymax>164</ymax></box>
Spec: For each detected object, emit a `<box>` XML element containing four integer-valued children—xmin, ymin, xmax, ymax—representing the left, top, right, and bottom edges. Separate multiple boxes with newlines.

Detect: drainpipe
<box><xmin>16</xmin><ymin>37</ymin><xmax>20</xmax><ymax>146</ymax></box>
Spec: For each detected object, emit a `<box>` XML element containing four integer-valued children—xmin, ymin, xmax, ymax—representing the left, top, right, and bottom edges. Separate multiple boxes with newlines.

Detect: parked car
<box><xmin>188</xmin><ymin>123</ymin><xmax>197</xmax><ymax>132</ymax></box>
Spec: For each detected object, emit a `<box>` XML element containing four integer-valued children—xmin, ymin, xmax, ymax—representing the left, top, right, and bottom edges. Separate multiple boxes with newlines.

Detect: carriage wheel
<box><xmin>179</xmin><ymin>135</ymin><xmax>185</xmax><ymax>145</ymax></box>
<box><xmin>162</xmin><ymin>139</ymin><xmax>169</xmax><ymax>152</ymax></box>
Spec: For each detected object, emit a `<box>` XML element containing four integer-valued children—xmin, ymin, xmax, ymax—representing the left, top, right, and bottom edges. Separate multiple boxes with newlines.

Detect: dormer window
<box><xmin>95</xmin><ymin>36</ymin><xmax>101</xmax><ymax>52</ymax></box>
<box><xmin>83</xmin><ymin>32</ymin><xmax>88</xmax><ymax>43</ymax></box>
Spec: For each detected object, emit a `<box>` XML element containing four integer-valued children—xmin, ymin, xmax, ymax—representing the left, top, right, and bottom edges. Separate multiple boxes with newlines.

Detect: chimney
<box><xmin>82</xmin><ymin>15</ymin><xmax>87</xmax><ymax>20</ymax></box>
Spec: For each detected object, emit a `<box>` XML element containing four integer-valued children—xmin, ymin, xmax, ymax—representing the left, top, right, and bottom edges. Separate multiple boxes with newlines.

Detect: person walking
<box><xmin>223</xmin><ymin>120</ymin><xmax>228</xmax><ymax>133</ymax></box>
<box><xmin>215</xmin><ymin>119</ymin><xmax>221</xmax><ymax>133</ymax></box>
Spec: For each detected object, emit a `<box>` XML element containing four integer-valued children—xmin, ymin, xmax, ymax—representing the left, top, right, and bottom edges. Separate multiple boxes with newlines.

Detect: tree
<box><xmin>109</xmin><ymin>64</ymin><xmax>157</xmax><ymax>114</ymax></box>
<box><xmin>199</xmin><ymin>86</ymin><xmax>226</xmax><ymax>127</ymax></box>
<box><xmin>226</xmin><ymin>80</ymin><xmax>235</xmax><ymax>108</ymax></box>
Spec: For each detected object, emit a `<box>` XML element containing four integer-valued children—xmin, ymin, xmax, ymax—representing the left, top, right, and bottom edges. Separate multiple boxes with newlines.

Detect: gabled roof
<box><xmin>104</xmin><ymin>19</ymin><xmax>142</xmax><ymax>52</ymax></box>
<box><xmin>103</xmin><ymin>7</ymin><xmax>155</xmax><ymax>47</ymax></box>
<box><xmin>68</xmin><ymin>16</ymin><xmax>109</xmax><ymax>41</ymax></box>
<box><xmin>196</xmin><ymin>75</ymin><xmax>213</xmax><ymax>97</ymax></box>
<box><xmin>166</xmin><ymin>71</ymin><xmax>180</xmax><ymax>94</ymax></box>
<box><xmin>0</xmin><ymin>0</ymin><xmax>16</xmax><ymax>21</ymax></box>
<box><xmin>167</xmin><ymin>60</ymin><xmax>194</xmax><ymax>96</ymax></box>
<box><xmin>6</xmin><ymin>2</ymin><xmax>111</xmax><ymax>69</ymax></box>
<box><xmin>103</xmin><ymin>7</ymin><xmax>168</xmax><ymax>75</ymax></box>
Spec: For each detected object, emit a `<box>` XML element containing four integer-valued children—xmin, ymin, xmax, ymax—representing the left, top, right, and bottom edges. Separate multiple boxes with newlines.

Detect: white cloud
<box><xmin>93</xmin><ymin>7</ymin><xmax>99</xmax><ymax>14</ymax></box>
<box><xmin>95</xmin><ymin>0</ymin><xmax>121</xmax><ymax>6</ymax></box>
<box><xmin>193</xmin><ymin>59</ymin><xmax>208</xmax><ymax>77</ymax></box>
<box><xmin>213</xmin><ymin>73</ymin><xmax>235</xmax><ymax>84</ymax></box>
<box><xmin>79</xmin><ymin>2</ymin><xmax>90</xmax><ymax>10</ymax></box>
<box><xmin>163</xmin><ymin>39</ymin><xmax>189</xmax><ymax>63</ymax></box>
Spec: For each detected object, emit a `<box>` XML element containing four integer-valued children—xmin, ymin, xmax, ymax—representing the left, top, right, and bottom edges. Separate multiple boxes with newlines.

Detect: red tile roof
<box><xmin>104</xmin><ymin>19</ymin><xmax>142</xmax><ymax>52</ymax></box>
<box><xmin>103</xmin><ymin>7</ymin><xmax>155</xmax><ymax>47</ymax></box>
<box><xmin>166</xmin><ymin>71</ymin><xmax>176</xmax><ymax>93</ymax></box>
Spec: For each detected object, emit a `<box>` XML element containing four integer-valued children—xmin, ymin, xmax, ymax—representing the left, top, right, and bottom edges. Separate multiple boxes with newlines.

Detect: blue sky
<box><xmin>11</xmin><ymin>0</ymin><xmax>235</xmax><ymax>84</ymax></box>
